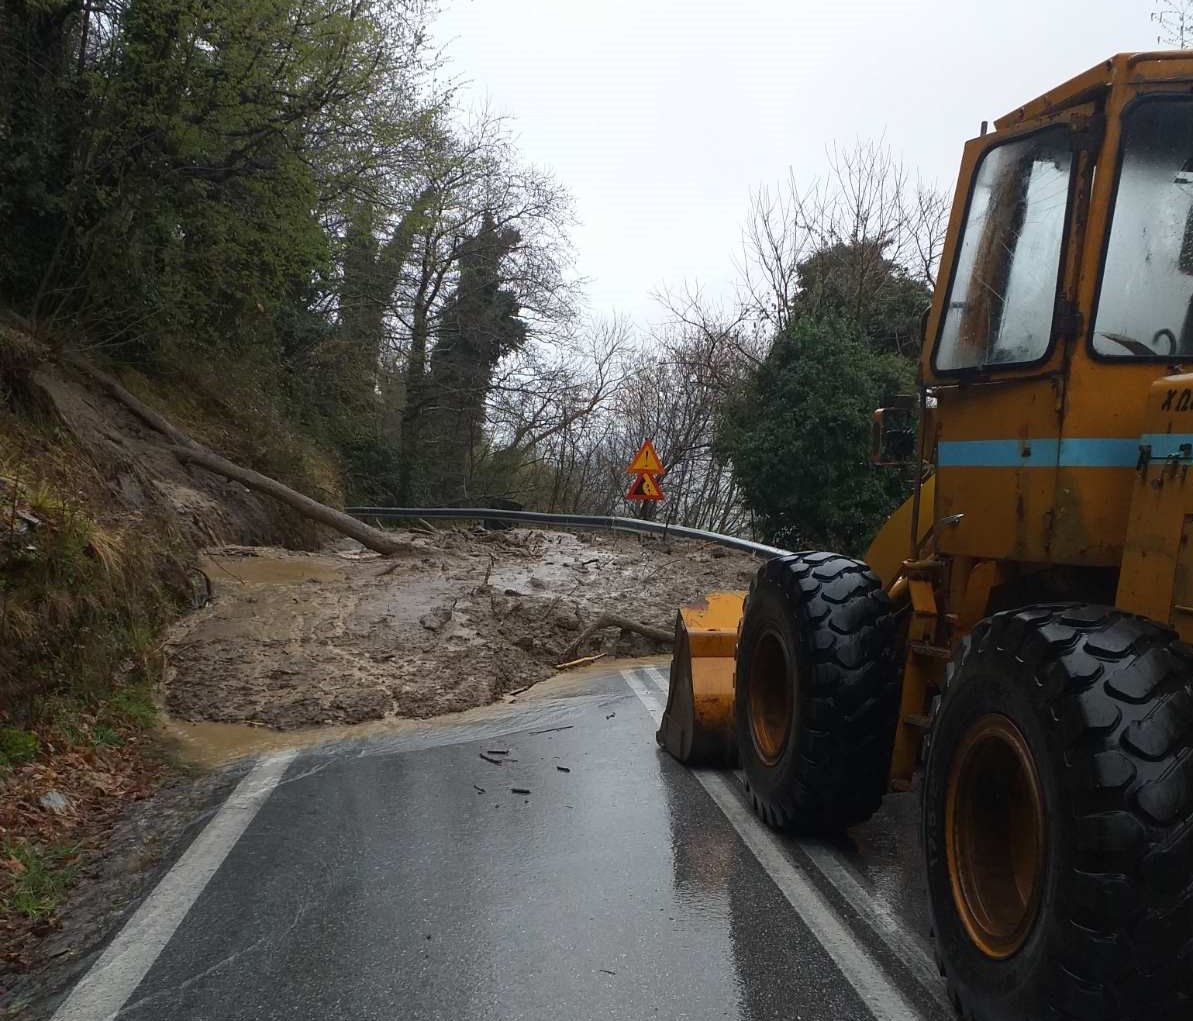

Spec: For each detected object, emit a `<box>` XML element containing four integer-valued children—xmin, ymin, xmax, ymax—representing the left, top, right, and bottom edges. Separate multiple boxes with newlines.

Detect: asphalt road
<box><xmin>48</xmin><ymin>663</ymin><xmax>955</xmax><ymax>1021</ymax></box>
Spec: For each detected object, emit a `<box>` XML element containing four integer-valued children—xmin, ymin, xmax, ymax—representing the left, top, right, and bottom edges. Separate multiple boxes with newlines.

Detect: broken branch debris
<box><xmin>564</xmin><ymin>613</ymin><xmax>673</xmax><ymax>660</ymax></box>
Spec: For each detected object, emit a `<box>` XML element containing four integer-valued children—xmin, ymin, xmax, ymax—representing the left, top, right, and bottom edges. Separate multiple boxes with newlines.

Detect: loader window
<box><xmin>1094</xmin><ymin>97</ymin><xmax>1193</xmax><ymax>358</ymax></box>
<box><xmin>935</xmin><ymin>127</ymin><xmax>1073</xmax><ymax>372</ymax></box>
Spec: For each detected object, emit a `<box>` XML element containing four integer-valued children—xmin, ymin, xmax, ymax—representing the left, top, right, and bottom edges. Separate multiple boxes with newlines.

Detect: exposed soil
<box><xmin>165</xmin><ymin>527</ymin><xmax>762</xmax><ymax>730</ymax></box>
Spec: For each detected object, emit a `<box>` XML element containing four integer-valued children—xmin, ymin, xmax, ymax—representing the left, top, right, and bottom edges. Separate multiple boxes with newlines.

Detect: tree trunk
<box><xmin>169</xmin><ymin>446</ymin><xmax>413</xmax><ymax>556</ymax></box>
<box><xmin>398</xmin><ymin>296</ymin><xmax>429</xmax><ymax>501</ymax></box>
<box><xmin>67</xmin><ymin>355</ymin><xmax>200</xmax><ymax>449</ymax></box>
<box><xmin>563</xmin><ymin>613</ymin><xmax>673</xmax><ymax>660</ymax></box>
<box><xmin>66</xmin><ymin>353</ymin><xmax>412</xmax><ymax>556</ymax></box>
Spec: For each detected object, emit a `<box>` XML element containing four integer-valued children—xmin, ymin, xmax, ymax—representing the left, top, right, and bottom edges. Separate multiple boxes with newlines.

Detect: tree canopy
<box><xmin>717</xmin><ymin>314</ymin><xmax>915</xmax><ymax>554</ymax></box>
<box><xmin>1</xmin><ymin>1</ymin><xmax>943</xmax><ymax>545</ymax></box>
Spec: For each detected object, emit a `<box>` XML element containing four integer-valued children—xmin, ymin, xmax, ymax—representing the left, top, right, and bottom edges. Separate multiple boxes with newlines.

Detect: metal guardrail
<box><xmin>344</xmin><ymin>507</ymin><xmax>790</xmax><ymax>560</ymax></box>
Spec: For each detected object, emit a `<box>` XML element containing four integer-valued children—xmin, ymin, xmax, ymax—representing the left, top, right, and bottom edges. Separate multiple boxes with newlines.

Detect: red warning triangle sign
<box><xmin>626</xmin><ymin>472</ymin><xmax>664</xmax><ymax>501</ymax></box>
<box><xmin>627</xmin><ymin>440</ymin><xmax>663</xmax><ymax>474</ymax></box>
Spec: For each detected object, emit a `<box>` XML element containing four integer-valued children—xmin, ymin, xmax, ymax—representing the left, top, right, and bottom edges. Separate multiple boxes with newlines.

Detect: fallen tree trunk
<box><xmin>66</xmin><ymin>354</ymin><xmax>201</xmax><ymax>450</ymax></box>
<box><xmin>168</xmin><ymin>446</ymin><xmax>412</xmax><ymax>556</ymax></box>
<box><xmin>61</xmin><ymin>352</ymin><xmax>413</xmax><ymax>557</ymax></box>
<box><xmin>564</xmin><ymin>613</ymin><xmax>674</xmax><ymax>660</ymax></box>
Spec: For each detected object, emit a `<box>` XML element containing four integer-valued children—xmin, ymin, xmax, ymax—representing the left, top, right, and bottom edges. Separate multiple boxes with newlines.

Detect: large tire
<box><xmin>924</xmin><ymin>604</ymin><xmax>1193</xmax><ymax>1021</ymax></box>
<box><xmin>734</xmin><ymin>552</ymin><xmax>898</xmax><ymax>833</ymax></box>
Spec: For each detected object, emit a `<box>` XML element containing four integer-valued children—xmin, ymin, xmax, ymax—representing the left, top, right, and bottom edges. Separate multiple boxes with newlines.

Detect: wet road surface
<box><xmin>49</xmin><ymin>663</ymin><xmax>955</xmax><ymax>1021</ymax></box>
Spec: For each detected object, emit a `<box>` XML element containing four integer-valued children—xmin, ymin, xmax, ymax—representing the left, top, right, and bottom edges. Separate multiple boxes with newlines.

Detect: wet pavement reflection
<box><xmin>88</xmin><ymin>665</ymin><xmax>946</xmax><ymax>1021</ymax></box>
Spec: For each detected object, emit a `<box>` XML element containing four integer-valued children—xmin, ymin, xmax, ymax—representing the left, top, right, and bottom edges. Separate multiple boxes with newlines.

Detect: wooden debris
<box><xmin>169</xmin><ymin>445</ymin><xmax>414</xmax><ymax>556</ymax></box>
<box><xmin>563</xmin><ymin>613</ymin><xmax>673</xmax><ymax>659</ymax></box>
<box><xmin>553</xmin><ymin>653</ymin><xmax>607</xmax><ymax>672</ymax></box>
<box><xmin>65</xmin><ymin>354</ymin><xmax>414</xmax><ymax>557</ymax></box>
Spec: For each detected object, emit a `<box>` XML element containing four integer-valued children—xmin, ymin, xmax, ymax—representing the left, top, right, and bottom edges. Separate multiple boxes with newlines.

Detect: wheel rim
<box><xmin>747</xmin><ymin>629</ymin><xmax>793</xmax><ymax>765</ymax></box>
<box><xmin>945</xmin><ymin>714</ymin><xmax>1046</xmax><ymax>959</ymax></box>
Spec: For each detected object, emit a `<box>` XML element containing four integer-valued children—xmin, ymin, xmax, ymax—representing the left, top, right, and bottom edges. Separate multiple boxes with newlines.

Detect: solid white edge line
<box><xmin>623</xmin><ymin>668</ymin><xmax>922</xmax><ymax>1021</ymax></box>
<box><xmin>641</xmin><ymin>662</ymin><xmax>947</xmax><ymax>1011</ymax></box>
<box><xmin>799</xmin><ymin>841</ymin><xmax>951</xmax><ymax>1013</ymax></box>
<box><xmin>51</xmin><ymin>749</ymin><xmax>300</xmax><ymax>1021</ymax></box>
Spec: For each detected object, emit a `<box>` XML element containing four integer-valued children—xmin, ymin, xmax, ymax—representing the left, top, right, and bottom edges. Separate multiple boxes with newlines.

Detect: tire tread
<box><xmin>930</xmin><ymin>604</ymin><xmax>1193</xmax><ymax>1021</ymax></box>
<box><xmin>741</xmin><ymin>552</ymin><xmax>898</xmax><ymax>832</ymax></box>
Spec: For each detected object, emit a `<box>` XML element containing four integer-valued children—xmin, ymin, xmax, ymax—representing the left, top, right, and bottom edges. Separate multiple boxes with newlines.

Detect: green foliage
<box><xmin>421</xmin><ymin>213</ymin><xmax>527</xmax><ymax>500</ymax></box>
<box><xmin>1</xmin><ymin>0</ymin><xmax>438</xmax><ymax>379</ymax></box>
<box><xmin>340</xmin><ymin>437</ymin><xmax>404</xmax><ymax>506</ymax></box>
<box><xmin>718</xmin><ymin>315</ymin><xmax>915</xmax><ymax>555</ymax></box>
<box><xmin>0</xmin><ymin>727</ymin><xmax>41</xmax><ymax>769</ymax></box>
<box><xmin>793</xmin><ymin>242</ymin><xmax>931</xmax><ymax>357</ymax></box>
<box><xmin>104</xmin><ymin>686</ymin><xmax>158</xmax><ymax>731</ymax></box>
<box><xmin>0</xmin><ymin>840</ymin><xmax>81</xmax><ymax>920</ymax></box>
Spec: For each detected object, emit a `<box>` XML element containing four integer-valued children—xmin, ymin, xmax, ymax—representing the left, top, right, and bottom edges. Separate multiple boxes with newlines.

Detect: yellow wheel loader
<box><xmin>658</xmin><ymin>52</ymin><xmax>1193</xmax><ymax>1021</ymax></box>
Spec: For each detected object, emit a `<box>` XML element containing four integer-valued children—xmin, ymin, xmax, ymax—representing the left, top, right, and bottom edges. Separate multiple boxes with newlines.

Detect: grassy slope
<box><xmin>0</xmin><ymin>326</ymin><xmax>343</xmax><ymax>980</ymax></box>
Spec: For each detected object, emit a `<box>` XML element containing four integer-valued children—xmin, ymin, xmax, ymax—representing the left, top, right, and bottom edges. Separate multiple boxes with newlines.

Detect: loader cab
<box><xmin>916</xmin><ymin>52</ymin><xmax>1193</xmax><ymax>630</ymax></box>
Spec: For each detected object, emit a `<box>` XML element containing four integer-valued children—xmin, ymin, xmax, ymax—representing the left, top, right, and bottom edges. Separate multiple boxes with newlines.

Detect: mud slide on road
<box><xmin>163</xmin><ymin>527</ymin><xmax>761</xmax><ymax>732</ymax></box>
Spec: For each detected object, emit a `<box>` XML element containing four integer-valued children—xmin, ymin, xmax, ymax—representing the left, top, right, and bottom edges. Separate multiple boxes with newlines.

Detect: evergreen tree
<box><xmin>717</xmin><ymin>314</ymin><xmax>914</xmax><ymax>555</ymax></box>
<box><xmin>419</xmin><ymin>212</ymin><xmax>526</xmax><ymax>500</ymax></box>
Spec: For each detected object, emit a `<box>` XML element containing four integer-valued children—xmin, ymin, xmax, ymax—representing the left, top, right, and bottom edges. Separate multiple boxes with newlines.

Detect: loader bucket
<box><xmin>656</xmin><ymin>591</ymin><xmax>746</xmax><ymax>766</ymax></box>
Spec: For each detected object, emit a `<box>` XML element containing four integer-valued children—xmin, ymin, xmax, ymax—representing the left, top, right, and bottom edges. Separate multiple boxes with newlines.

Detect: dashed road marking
<box><xmin>51</xmin><ymin>750</ymin><xmax>299</xmax><ymax>1021</ymax></box>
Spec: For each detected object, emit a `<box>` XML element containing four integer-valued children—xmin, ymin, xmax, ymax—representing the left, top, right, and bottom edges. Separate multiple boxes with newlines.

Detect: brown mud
<box><xmin>164</xmin><ymin>528</ymin><xmax>760</xmax><ymax>731</ymax></box>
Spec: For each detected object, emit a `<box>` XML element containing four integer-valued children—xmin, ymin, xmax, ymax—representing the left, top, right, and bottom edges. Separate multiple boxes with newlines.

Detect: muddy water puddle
<box><xmin>201</xmin><ymin>551</ymin><xmax>346</xmax><ymax>585</ymax></box>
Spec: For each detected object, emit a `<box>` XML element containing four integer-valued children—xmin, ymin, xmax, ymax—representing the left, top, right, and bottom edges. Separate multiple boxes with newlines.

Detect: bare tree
<box><xmin>477</xmin><ymin>317</ymin><xmax>629</xmax><ymax>503</ymax></box>
<box><xmin>504</xmin><ymin>320</ymin><xmax>754</xmax><ymax>531</ymax></box>
<box><xmin>1154</xmin><ymin>0</ymin><xmax>1193</xmax><ymax>46</ymax></box>
<box><xmin>735</xmin><ymin>139</ymin><xmax>950</xmax><ymax>336</ymax></box>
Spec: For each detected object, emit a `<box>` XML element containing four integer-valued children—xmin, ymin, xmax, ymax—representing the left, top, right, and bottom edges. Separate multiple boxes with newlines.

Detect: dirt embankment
<box><xmin>165</xmin><ymin>528</ymin><xmax>761</xmax><ymax>730</ymax></box>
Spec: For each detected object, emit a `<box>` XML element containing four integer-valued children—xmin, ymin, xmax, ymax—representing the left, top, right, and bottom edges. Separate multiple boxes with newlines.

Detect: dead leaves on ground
<box><xmin>0</xmin><ymin>713</ymin><xmax>165</xmax><ymax>980</ymax></box>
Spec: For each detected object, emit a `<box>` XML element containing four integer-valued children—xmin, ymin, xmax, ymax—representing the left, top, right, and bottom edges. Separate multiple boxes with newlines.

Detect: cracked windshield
<box><xmin>1</xmin><ymin>3</ymin><xmax>1190</xmax><ymax>1021</ymax></box>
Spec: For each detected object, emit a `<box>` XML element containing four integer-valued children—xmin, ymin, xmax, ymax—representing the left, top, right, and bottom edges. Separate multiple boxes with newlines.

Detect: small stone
<box><xmin>39</xmin><ymin>791</ymin><xmax>73</xmax><ymax>815</ymax></box>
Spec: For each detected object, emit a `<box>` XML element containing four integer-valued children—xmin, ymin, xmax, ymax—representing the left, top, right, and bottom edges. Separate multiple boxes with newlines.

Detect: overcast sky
<box><xmin>433</xmin><ymin>1</ymin><xmax>1161</xmax><ymax>324</ymax></box>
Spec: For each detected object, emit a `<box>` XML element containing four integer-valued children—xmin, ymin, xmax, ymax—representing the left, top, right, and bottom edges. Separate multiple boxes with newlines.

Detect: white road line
<box><xmin>623</xmin><ymin>668</ymin><xmax>923</xmax><ymax>1021</ymax></box>
<box><xmin>641</xmin><ymin>663</ymin><xmax>947</xmax><ymax>1010</ymax></box>
<box><xmin>644</xmin><ymin>664</ymin><xmax>669</xmax><ymax>694</ymax></box>
<box><xmin>622</xmin><ymin>669</ymin><xmax>665</xmax><ymax>719</ymax></box>
<box><xmin>52</xmin><ymin>750</ymin><xmax>299</xmax><ymax>1021</ymax></box>
<box><xmin>799</xmin><ymin>841</ymin><xmax>950</xmax><ymax>1013</ymax></box>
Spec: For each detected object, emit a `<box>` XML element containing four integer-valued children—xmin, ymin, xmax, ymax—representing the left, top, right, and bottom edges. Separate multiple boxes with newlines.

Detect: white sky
<box><xmin>433</xmin><ymin>1</ymin><xmax>1161</xmax><ymax>324</ymax></box>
